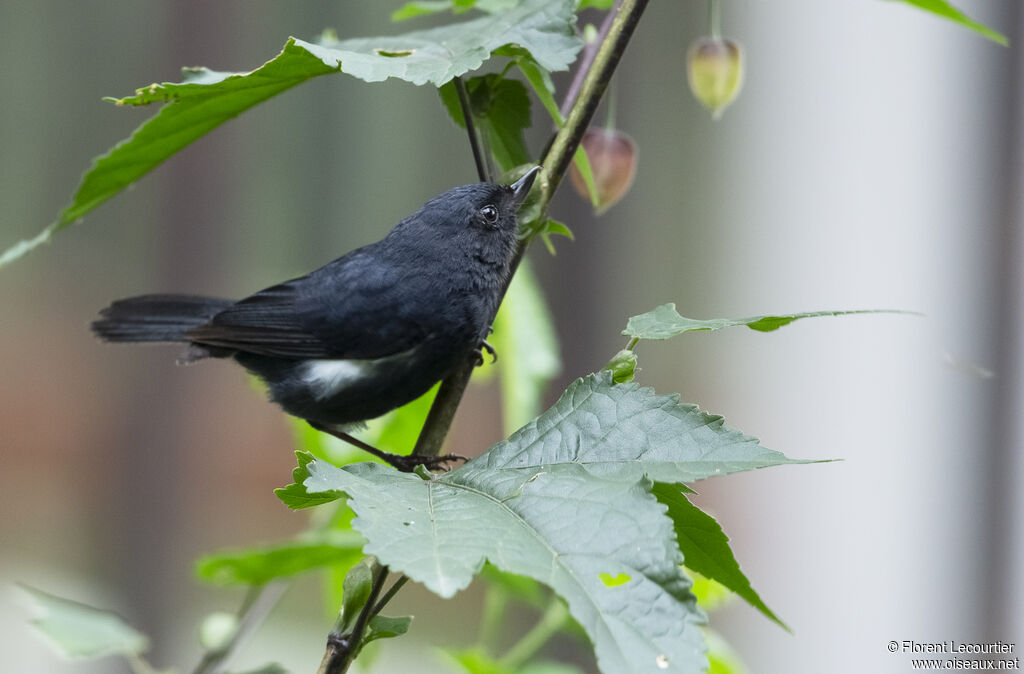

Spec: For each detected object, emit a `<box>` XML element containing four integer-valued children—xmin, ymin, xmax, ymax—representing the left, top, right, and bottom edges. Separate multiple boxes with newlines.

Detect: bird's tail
<box><xmin>92</xmin><ymin>294</ymin><xmax>233</xmax><ymax>343</ymax></box>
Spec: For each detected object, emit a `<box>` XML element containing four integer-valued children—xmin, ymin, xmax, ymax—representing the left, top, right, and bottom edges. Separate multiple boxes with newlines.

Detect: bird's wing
<box><xmin>185</xmin><ymin>251</ymin><xmax>432</xmax><ymax>360</ymax></box>
<box><xmin>184</xmin><ymin>281</ymin><xmax>332</xmax><ymax>358</ymax></box>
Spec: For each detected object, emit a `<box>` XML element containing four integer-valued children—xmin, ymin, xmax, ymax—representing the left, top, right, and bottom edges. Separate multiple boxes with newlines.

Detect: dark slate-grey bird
<box><xmin>92</xmin><ymin>167</ymin><xmax>541</xmax><ymax>470</ymax></box>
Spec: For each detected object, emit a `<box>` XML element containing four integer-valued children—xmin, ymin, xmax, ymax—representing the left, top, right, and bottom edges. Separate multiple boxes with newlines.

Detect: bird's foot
<box><xmin>308</xmin><ymin>421</ymin><xmax>467</xmax><ymax>473</ymax></box>
<box><xmin>473</xmin><ymin>339</ymin><xmax>497</xmax><ymax>367</ymax></box>
<box><xmin>385</xmin><ymin>452</ymin><xmax>469</xmax><ymax>473</ymax></box>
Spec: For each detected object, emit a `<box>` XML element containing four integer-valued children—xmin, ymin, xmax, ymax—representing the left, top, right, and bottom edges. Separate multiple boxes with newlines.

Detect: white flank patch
<box><xmin>303</xmin><ymin>359</ymin><xmax>367</xmax><ymax>400</ymax></box>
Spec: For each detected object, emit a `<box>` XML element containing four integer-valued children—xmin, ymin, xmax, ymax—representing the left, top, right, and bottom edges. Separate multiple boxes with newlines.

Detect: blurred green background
<box><xmin>3</xmin><ymin>1</ymin><xmax>1022</xmax><ymax>672</ymax></box>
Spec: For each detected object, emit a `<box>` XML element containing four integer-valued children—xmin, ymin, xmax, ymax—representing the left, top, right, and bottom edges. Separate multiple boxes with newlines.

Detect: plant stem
<box><xmin>542</xmin><ymin>0</ymin><xmax>650</xmax><ymax>203</ymax></box>
<box><xmin>477</xmin><ymin>584</ymin><xmax>509</xmax><ymax>653</ymax></box>
<box><xmin>498</xmin><ymin>598</ymin><xmax>570</xmax><ymax>669</ymax></box>
<box><xmin>191</xmin><ymin>582</ymin><xmax>288</xmax><ymax>674</ymax></box>
<box><xmin>709</xmin><ymin>0</ymin><xmax>721</xmax><ymax>38</ymax></box>
<box><xmin>559</xmin><ymin>0</ymin><xmax>622</xmax><ymax>120</ymax></box>
<box><xmin>455</xmin><ymin>76</ymin><xmax>491</xmax><ymax>183</ymax></box>
<box><xmin>317</xmin><ymin>564</ymin><xmax>389</xmax><ymax>674</ymax></box>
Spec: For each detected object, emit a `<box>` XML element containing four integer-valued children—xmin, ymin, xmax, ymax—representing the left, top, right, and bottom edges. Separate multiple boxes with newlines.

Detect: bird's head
<box><xmin>403</xmin><ymin>166</ymin><xmax>541</xmax><ymax>239</ymax></box>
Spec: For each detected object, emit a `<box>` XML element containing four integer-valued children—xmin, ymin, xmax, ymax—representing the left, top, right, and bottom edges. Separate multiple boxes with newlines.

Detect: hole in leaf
<box><xmin>656</xmin><ymin>654</ymin><xmax>669</xmax><ymax>669</ymax></box>
<box><xmin>374</xmin><ymin>48</ymin><xmax>414</xmax><ymax>58</ymax></box>
<box><xmin>598</xmin><ymin>572</ymin><xmax>631</xmax><ymax>587</ymax></box>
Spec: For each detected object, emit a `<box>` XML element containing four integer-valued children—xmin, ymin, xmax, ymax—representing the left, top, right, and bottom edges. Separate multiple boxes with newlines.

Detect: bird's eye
<box><xmin>479</xmin><ymin>204</ymin><xmax>499</xmax><ymax>224</ymax></box>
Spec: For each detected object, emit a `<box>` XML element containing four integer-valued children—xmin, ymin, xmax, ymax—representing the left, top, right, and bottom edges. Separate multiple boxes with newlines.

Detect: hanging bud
<box><xmin>569</xmin><ymin>126</ymin><xmax>638</xmax><ymax>215</ymax></box>
<box><xmin>687</xmin><ymin>36</ymin><xmax>744</xmax><ymax>119</ymax></box>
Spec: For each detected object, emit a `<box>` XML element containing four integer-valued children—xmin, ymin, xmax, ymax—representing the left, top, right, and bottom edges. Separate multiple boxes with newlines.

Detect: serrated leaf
<box><xmin>492</xmin><ymin>258</ymin><xmax>561</xmax><ymax>435</ymax></box>
<box><xmin>196</xmin><ymin>532</ymin><xmax>364</xmax><ymax>585</ymax></box>
<box><xmin>652</xmin><ymin>485</ymin><xmax>787</xmax><ymax>630</ymax></box>
<box><xmin>2</xmin><ymin>0</ymin><xmax>580</xmax><ymax>268</ymax></box>
<box><xmin>477</xmin><ymin>372</ymin><xmax>810</xmax><ymax>484</ymax></box>
<box><xmin>18</xmin><ymin>584</ymin><xmax>149</xmax><ymax>660</ymax></box>
<box><xmin>884</xmin><ymin>0</ymin><xmax>1007</xmax><ymax>46</ymax></box>
<box><xmin>624</xmin><ymin>303</ymin><xmax>911</xmax><ymax>341</ymax></box>
<box><xmin>275</xmin><ymin>451</ymin><xmax>344</xmax><ymax>509</ymax></box>
<box><xmin>295</xmin><ymin>372</ymin><xmax>816</xmax><ymax>672</ymax></box>
<box><xmin>304</xmin><ymin>460</ymin><xmax>706</xmax><ymax>674</ymax></box>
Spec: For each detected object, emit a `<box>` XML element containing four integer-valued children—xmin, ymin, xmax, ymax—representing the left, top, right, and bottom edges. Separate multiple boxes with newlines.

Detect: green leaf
<box><xmin>300</xmin><ymin>372</ymin><xmax>812</xmax><ymax>673</ymax></box>
<box><xmin>275</xmin><ymin>451</ymin><xmax>345</xmax><ymax>509</ymax></box>
<box><xmin>580</xmin><ymin>0</ymin><xmax>616</xmax><ymax>8</ymax></box>
<box><xmin>439</xmin><ymin>74</ymin><xmax>533</xmax><ymax>172</ymax></box>
<box><xmin>501</xmin><ymin>49</ymin><xmax>600</xmax><ymax>208</ymax></box>
<box><xmin>18</xmin><ymin>584</ymin><xmax>149</xmax><ymax>660</ymax></box>
<box><xmin>624</xmin><ymin>303</ymin><xmax>912</xmax><ymax>341</ymax></box>
<box><xmin>884</xmin><ymin>0</ymin><xmax>1007</xmax><ymax>46</ymax></box>
<box><xmin>392</xmin><ymin>0</ymin><xmax>521</xmax><ymax>21</ymax></box>
<box><xmin>536</xmin><ymin>218</ymin><xmax>574</xmax><ymax>255</ymax></box>
<box><xmin>447</xmin><ymin>649</ymin><xmax>586</xmax><ymax>674</ymax></box>
<box><xmin>196</xmin><ymin>532</ymin><xmax>364</xmax><ymax>585</ymax></box>
<box><xmin>339</xmin><ymin>558</ymin><xmax>377</xmax><ymax>634</ymax></box>
<box><xmin>304</xmin><ymin>460</ymin><xmax>707</xmax><ymax>674</ymax></box>
<box><xmin>480</xmin><ymin>372</ymin><xmax>810</xmax><ymax>484</ymax></box>
<box><xmin>687</xmin><ymin>571</ymin><xmax>733</xmax><ymax>613</ymax></box>
<box><xmin>363</xmin><ymin>614</ymin><xmax>412</xmax><ymax>645</ymax></box>
<box><xmin>492</xmin><ymin>258</ymin><xmax>561</xmax><ymax>435</ymax></box>
<box><xmin>652</xmin><ymin>485</ymin><xmax>787</xmax><ymax>630</ymax></box>
<box><xmin>3</xmin><ymin>0</ymin><xmax>581</xmax><ymax>267</ymax></box>
<box><xmin>392</xmin><ymin>0</ymin><xmax>457</xmax><ymax>21</ymax></box>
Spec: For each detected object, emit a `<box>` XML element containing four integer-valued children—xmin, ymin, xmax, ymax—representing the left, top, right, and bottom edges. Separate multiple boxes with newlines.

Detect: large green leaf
<box><xmin>304</xmin><ymin>461</ymin><xmax>706</xmax><ymax>674</ymax></box>
<box><xmin>1</xmin><ymin>0</ymin><xmax>580</xmax><ymax>267</ymax></box>
<box><xmin>885</xmin><ymin>0</ymin><xmax>1007</xmax><ymax>46</ymax></box>
<box><xmin>624</xmin><ymin>303</ymin><xmax>908</xmax><ymax>341</ymax></box>
<box><xmin>476</xmin><ymin>372</ymin><xmax>809</xmax><ymax>484</ymax></box>
<box><xmin>195</xmin><ymin>531</ymin><xmax>364</xmax><ymax>585</ymax></box>
<box><xmin>285</xmin><ymin>372</ymin><xmax>815</xmax><ymax>673</ymax></box>
<box><xmin>19</xmin><ymin>584</ymin><xmax>149</xmax><ymax>660</ymax></box>
<box><xmin>652</xmin><ymin>485</ymin><xmax>786</xmax><ymax>630</ymax></box>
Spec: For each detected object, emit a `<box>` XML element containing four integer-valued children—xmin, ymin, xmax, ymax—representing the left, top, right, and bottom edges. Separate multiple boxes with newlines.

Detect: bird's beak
<box><xmin>509</xmin><ymin>166</ymin><xmax>541</xmax><ymax>206</ymax></box>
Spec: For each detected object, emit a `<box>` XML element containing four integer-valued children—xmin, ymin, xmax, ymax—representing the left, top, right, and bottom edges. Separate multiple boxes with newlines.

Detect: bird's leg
<box><xmin>473</xmin><ymin>339</ymin><xmax>498</xmax><ymax>366</ymax></box>
<box><xmin>307</xmin><ymin>421</ymin><xmax>467</xmax><ymax>473</ymax></box>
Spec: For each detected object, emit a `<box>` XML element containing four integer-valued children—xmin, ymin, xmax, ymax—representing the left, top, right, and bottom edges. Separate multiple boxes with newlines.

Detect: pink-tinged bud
<box><xmin>569</xmin><ymin>127</ymin><xmax>638</xmax><ymax>215</ymax></box>
<box><xmin>687</xmin><ymin>36</ymin><xmax>744</xmax><ymax>118</ymax></box>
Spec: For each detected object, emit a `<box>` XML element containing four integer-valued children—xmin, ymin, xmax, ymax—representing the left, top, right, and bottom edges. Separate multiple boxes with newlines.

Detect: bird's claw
<box><xmin>390</xmin><ymin>452</ymin><xmax>468</xmax><ymax>473</ymax></box>
<box><xmin>473</xmin><ymin>339</ymin><xmax>497</xmax><ymax>367</ymax></box>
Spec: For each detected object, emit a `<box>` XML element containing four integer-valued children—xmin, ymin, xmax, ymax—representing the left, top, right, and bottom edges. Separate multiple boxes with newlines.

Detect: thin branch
<box><xmin>559</xmin><ymin>0</ymin><xmax>622</xmax><ymax>119</ymax></box>
<box><xmin>191</xmin><ymin>582</ymin><xmax>288</xmax><ymax>674</ymax></box>
<box><xmin>455</xmin><ymin>76</ymin><xmax>492</xmax><ymax>183</ymax></box>
<box><xmin>317</xmin><ymin>564</ymin><xmax>389</xmax><ymax>674</ymax></box>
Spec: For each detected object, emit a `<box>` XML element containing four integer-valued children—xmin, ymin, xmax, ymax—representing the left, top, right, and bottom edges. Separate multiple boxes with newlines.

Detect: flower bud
<box><xmin>569</xmin><ymin>127</ymin><xmax>638</xmax><ymax>215</ymax></box>
<box><xmin>604</xmin><ymin>349</ymin><xmax>637</xmax><ymax>384</ymax></box>
<box><xmin>687</xmin><ymin>36</ymin><xmax>744</xmax><ymax>118</ymax></box>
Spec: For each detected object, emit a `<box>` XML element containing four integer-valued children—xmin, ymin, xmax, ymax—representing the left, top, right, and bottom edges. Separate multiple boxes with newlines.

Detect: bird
<box><xmin>92</xmin><ymin>166</ymin><xmax>542</xmax><ymax>471</ymax></box>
